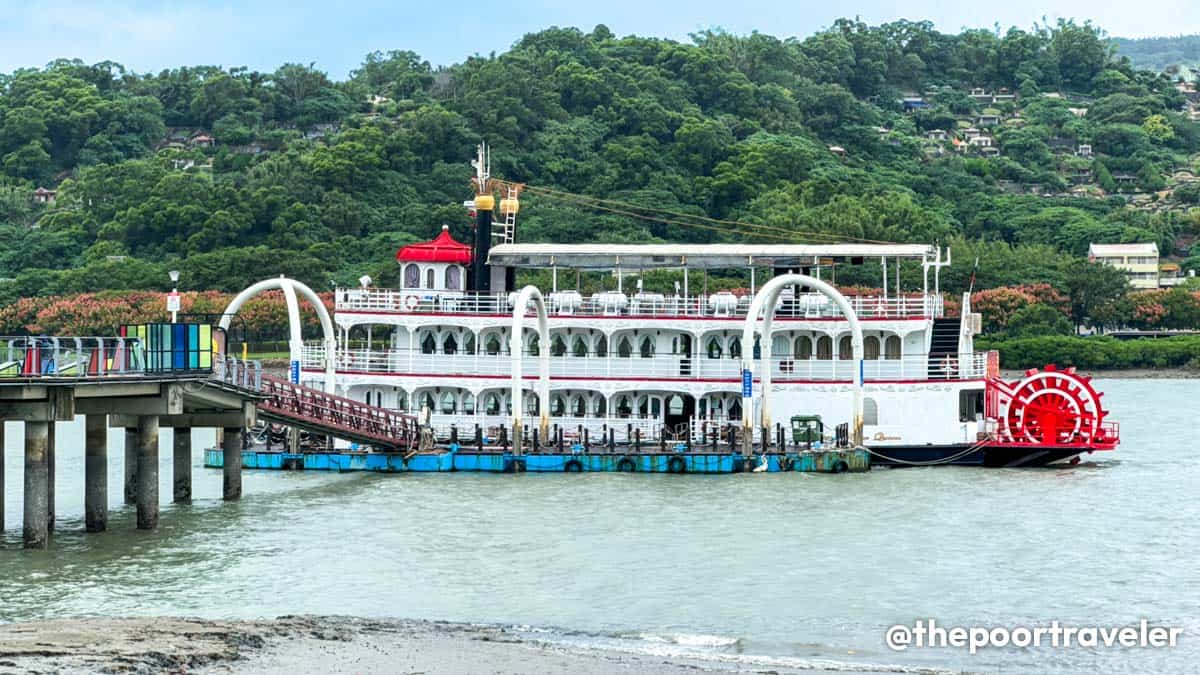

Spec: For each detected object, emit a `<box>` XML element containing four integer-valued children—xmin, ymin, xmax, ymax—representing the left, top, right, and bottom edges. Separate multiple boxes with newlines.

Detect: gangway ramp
<box><xmin>255</xmin><ymin>376</ymin><xmax>420</xmax><ymax>451</ymax></box>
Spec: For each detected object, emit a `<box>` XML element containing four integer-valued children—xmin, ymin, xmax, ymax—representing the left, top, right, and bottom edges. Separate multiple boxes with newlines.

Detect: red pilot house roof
<box><xmin>395</xmin><ymin>225</ymin><xmax>473</xmax><ymax>264</ymax></box>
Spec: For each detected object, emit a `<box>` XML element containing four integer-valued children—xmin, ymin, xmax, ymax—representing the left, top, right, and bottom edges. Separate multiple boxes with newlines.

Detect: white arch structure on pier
<box><xmin>220</xmin><ymin>276</ymin><xmax>337</xmax><ymax>393</ymax></box>
<box><xmin>509</xmin><ymin>285</ymin><xmax>550</xmax><ymax>455</ymax></box>
<box><xmin>740</xmin><ymin>274</ymin><xmax>864</xmax><ymax>451</ymax></box>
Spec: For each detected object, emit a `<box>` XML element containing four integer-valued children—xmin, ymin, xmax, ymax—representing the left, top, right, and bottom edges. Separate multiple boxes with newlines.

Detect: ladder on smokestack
<box><xmin>495</xmin><ymin>184</ymin><xmax>518</xmax><ymax>245</ymax></box>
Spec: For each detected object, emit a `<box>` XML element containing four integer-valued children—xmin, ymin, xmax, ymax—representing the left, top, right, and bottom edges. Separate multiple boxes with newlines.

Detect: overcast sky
<box><xmin>1</xmin><ymin>0</ymin><xmax>1197</xmax><ymax>78</ymax></box>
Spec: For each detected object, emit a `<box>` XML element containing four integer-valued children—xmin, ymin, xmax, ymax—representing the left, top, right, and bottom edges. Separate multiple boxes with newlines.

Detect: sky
<box><xmin>0</xmin><ymin>0</ymin><xmax>1197</xmax><ymax>78</ymax></box>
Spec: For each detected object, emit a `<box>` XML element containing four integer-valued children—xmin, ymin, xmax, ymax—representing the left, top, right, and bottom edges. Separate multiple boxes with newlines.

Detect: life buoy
<box><xmin>832</xmin><ymin>459</ymin><xmax>849</xmax><ymax>473</ymax></box>
<box><xmin>404</xmin><ymin>295</ymin><xmax>420</xmax><ymax>311</ymax></box>
<box><xmin>564</xmin><ymin>459</ymin><xmax>583</xmax><ymax>473</ymax></box>
<box><xmin>616</xmin><ymin>457</ymin><xmax>636</xmax><ymax>472</ymax></box>
<box><xmin>667</xmin><ymin>456</ymin><xmax>686</xmax><ymax>474</ymax></box>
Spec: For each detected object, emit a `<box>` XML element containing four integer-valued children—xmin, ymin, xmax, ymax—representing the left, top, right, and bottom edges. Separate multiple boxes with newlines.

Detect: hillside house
<box><xmin>962</xmin><ymin>127</ymin><xmax>982</xmax><ymax>139</ymax></box>
<box><xmin>828</xmin><ymin>145</ymin><xmax>846</xmax><ymax>157</ymax></box>
<box><xmin>968</xmin><ymin>135</ymin><xmax>993</xmax><ymax>148</ymax></box>
<box><xmin>977</xmin><ymin>113</ymin><xmax>1001</xmax><ymax>127</ymax></box>
<box><xmin>993</xmin><ymin>88</ymin><xmax>1016</xmax><ymax>103</ymax></box>
<box><xmin>1076</xmin><ymin>144</ymin><xmax>1093</xmax><ymax>158</ymax></box>
<box><xmin>32</xmin><ymin>187</ymin><xmax>56</xmax><ymax>204</ymax></box>
<box><xmin>1088</xmin><ymin>242</ymin><xmax>1159</xmax><ymax>289</ymax></box>
<box><xmin>926</xmin><ymin>129</ymin><xmax>948</xmax><ymax>141</ymax></box>
<box><xmin>189</xmin><ymin>134</ymin><xmax>214</xmax><ymax>148</ymax></box>
<box><xmin>969</xmin><ymin>87</ymin><xmax>993</xmax><ymax>103</ymax></box>
<box><xmin>902</xmin><ymin>95</ymin><xmax>930</xmax><ymax>111</ymax></box>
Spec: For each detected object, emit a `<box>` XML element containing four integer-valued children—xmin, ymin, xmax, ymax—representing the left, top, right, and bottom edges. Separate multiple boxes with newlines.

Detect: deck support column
<box><xmin>222</xmin><ymin>427</ymin><xmax>242</xmax><ymax>500</ymax></box>
<box><xmin>85</xmin><ymin>415</ymin><xmax>108</xmax><ymax>532</ymax></box>
<box><xmin>124</xmin><ymin>427</ymin><xmax>137</xmax><ymax>505</ymax></box>
<box><xmin>23</xmin><ymin>421</ymin><xmax>49</xmax><ymax>549</ymax></box>
<box><xmin>136</xmin><ymin>416</ymin><xmax>159</xmax><ymax>530</ymax></box>
<box><xmin>47</xmin><ymin>422</ymin><xmax>55</xmax><ymax>531</ymax></box>
<box><xmin>173</xmin><ymin>427</ymin><xmax>192</xmax><ymax>503</ymax></box>
<box><xmin>0</xmin><ymin>422</ymin><xmax>5</xmax><ymax>532</ymax></box>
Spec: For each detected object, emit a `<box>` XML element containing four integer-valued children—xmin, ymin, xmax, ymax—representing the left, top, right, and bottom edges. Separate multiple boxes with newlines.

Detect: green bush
<box><xmin>977</xmin><ymin>335</ymin><xmax>1200</xmax><ymax>369</ymax></box>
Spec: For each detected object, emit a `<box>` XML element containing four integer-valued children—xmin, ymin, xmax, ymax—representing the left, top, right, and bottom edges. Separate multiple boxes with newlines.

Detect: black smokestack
<box><xmin>472</xmin><ymin>193</ymin><xmax>494</xmax><ymax>292</ymax></box>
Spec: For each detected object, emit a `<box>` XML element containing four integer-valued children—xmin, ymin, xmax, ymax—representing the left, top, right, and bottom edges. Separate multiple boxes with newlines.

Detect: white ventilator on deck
<box><xmin>509</xmin><ymin>285</ymin><xmax>550</xmax><ymax>454</ymax></box>
<box><xmin>740</xmin><ymin>274</ymin><xmax>865</xmax><ymax>451</ymax></box>
<box><xmin>220</xmin><ymin>276</ymin><xmax>337</xmax><ymax>393</ymax></box>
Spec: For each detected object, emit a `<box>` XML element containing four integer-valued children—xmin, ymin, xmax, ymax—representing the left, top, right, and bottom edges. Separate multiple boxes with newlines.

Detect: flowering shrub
<box><xmin>0</xmin><ymin>290</ymin><xmax>334</xmax><ymax>338</ymax></box>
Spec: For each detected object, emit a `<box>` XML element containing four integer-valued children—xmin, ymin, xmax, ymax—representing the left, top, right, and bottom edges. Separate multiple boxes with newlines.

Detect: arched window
<box><xmin>485</xmin><ymin>393</ymin><xmax>501</xmax><ymax>415</ymax></box>
<box><xmin>443</xmin><ymin>334</ymin><xmax>458</xmax><ymax>355</ymax></box>
<box><xmin>551</xmin><ymin>335</ymin><xmax>567</xmax><ymax>357</ymax></box>
<box><xmin>616</xmin><ymin>395</ymin><xmax>632</xmax><ymax>417</ymax></box>
<box><xmin>464</xmin><ymin>333</ymin><xmax>476</xmax><ymax>355</ymax></box>
<box><xmin>528</xmin><ymin>334</ymin><xmax>540</xmax><ymax>356</ymax></box>
<box><xmin>885</xmin><ymin>335</ymin><xmax>902</xmax><ymax>360</ymax></box>
<box><xmin>668</xmin><ymin>395</ymin><xmax>684</xmax><ymax>415</ymax></box>
<box><xmin>595</xmin><ymin>335</ymin><xmax>607</xmax><ymax>357</ymax></box>
<box><xmin>421</xmin><ymin>392</ymin><xmax>435</xmax><ymax>411</ymax></box>
<box><xmin>863</xmin><ymin>397</ymin><xmax>879</xmax><ymax>425</ymax></box>
<box><xmin>729</xmin><ymin>399</ymin><xmax>742</xmax><ymax>419</ymax></box>
<box><xmin>551</xmin><ymin>395</ymin><xmax>566</xmax><ymax>416</ymax></box>
<box><xmin>594</xmin><ymin>396</ymin><xmax>607</xmax><ymax>416</ymax></box>
<box><xmin>639</xmin><ymin>335</ymin><xmax>655</xmax><ymax>358</ymax></box>
<box><xmin>816</xmin><ymin>336</ymin><xmax>833</xmax><ymax>359</ymax></box>
<box><xmin>444</xmin><ymin>265</ymin><xmax>461</xmax><ymax>290</ymax></box>
<box><xmin>772</xmin><ymin>335</ymin><xmax>789</xmax><ymax>357</ymax></box>
<box><xmin>462</xmin><ymin>393</ymin><xmax>475</xmax><ymax>414</ymax></box>
<box><xmin>485</xmin><ymin>334</ymin><xmax>501</xmax><ymax>355</ymax></box>
<box><xmin>617</xmin><ymin>336</ymin><xmax>632</xmax><ymax>358</ymax></box>
<box><xmin>573</xmin><ymin>396</ymin><xmax>587</xmax><ymax>417</ymax></box>
<box><xmin>440</xmin><ymin>392</ymin><xmax>456</xmax><ymax>414</ymax></box>
<box><xmin>838</xmin><ymin>336</ymin><xmax>852</xmax><ymax>360</ymax></box>
<box><xmin>706</xmin><ymin>337</ymin><xmax>723</xmax><ymax>359</ymax></box>
<box><xmin>404</xmin><ymin>264</ymin><xmax>420</xmax><ymax>289</ymax></box>
<box><xmin>573</xmin><ymin>336</ymin><xmax>588</xmax><ymax>357</ymax></box>
<box><xmin>795</xmin><ymin>336</ymin><xmax>813</xmax><ymax>359</ymax></box>
<box><xmin>421</xmin><ymin>333</ymin><xmax>436</xmax><ymax>354</ymax></box>
<box><xmin>525</xmin><ymin>394</ymin><xmax>539</xmax><ymax>415</ymax></box>
<box><xmin>396</xmin><ymin>390</ymin><xmax>408</xmax><ymax>412</ymax></box>
<box><xmin>425</xmin><ymin>268</ymin><xmax>435</xmax><ymax>289</ymax></box>
<box><xmin>729</xmin><ymin>338</ymin><xmax>741</xmax><ymax>359</ymax></box>
<box><xmin>864</xmin><ymin>336</ymin><xmax>880</xmax><ymax>360</ymax></box>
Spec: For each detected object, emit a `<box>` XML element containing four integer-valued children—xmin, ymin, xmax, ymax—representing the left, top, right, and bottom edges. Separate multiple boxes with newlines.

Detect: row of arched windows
<box><xmin>409</xmin><ymin>331</ymin><xmax>902</xmax><ymax>360</ymax></box>
<box><xmin>402</xmin><ymin>263</ymin><xmax>463</xmax><ymax>291</ymax></box>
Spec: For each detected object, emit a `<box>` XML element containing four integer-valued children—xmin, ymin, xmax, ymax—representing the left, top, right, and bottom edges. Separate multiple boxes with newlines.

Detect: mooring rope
<box><xmin>859</xmin><ymin>438</ymin><xmax>991</xmax><ymax>467</ymax></box>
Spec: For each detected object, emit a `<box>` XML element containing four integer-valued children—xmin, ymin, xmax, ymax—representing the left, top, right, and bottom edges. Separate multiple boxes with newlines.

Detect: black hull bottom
<box><xmin>867</xmin><ymin>444</ymin><xmax>1096</xmax><ymax>468</ymax></box>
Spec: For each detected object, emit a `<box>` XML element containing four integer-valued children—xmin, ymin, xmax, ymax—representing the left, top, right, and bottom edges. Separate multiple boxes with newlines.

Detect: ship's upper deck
<box><xmin>334</xmin><ymin>289</ymin><xmax>944</xmax><ymax>321</ymax></box>
<box><xmin>487</xmin><ymin>242</ymin><xmax>936</xmax><ymax>269</ymax></box>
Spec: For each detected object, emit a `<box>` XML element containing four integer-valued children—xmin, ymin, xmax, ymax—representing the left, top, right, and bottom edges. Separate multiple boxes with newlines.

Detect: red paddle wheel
<box><xmin>987</xmin><ymin>365</ymin><xmax>1119</xmax><ymax>450</ymax></box>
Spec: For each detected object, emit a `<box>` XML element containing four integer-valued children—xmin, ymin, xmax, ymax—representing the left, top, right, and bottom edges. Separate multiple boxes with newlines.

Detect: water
<box><xmin>1</xmin><ymin>379</ymin><xmax>1197</xmax><ymax>673</ymax></box>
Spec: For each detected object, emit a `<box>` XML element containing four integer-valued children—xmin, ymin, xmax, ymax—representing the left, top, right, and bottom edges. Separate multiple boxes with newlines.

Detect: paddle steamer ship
<box><xmin>300</xmin><ymin>145</ymin><xmax>1118</xmax><ymax>467</ymax></box>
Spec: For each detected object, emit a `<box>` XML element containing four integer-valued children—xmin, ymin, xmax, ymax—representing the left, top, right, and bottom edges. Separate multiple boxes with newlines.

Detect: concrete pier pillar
<box><xmin>85</xmin><ymin>415</ymin><xmax>108</xmax><ymax>532</ymax></box>
<box><xmin>136</xmin><ymin>416</ymin><xmax>159</xmax><ymax>530</ymax></box>
<box><xmin>47</xmin><ymin>422</ymin><xmax>55</xmax><ymax>531</ymax></box>
<box><xmin>222</xmin><ymin>427</ymin><xmax>241</xmax><ymax>501</ymax></box>
<box><xmin>1</xmin><ymin>422</ymin><xmax>5</xmax><ymax>533</ymax></box>
<box><xmin>124</xmin><ymin>427</ymin><xmax>137</xmax><ymax>505</ymax></box>
<box><xmin>173</xmin><ymin>427</ymin><xmax>192</xmax><ymax>503</ymax></box>
<box><xmin>23</xmin><ymin>421</ymin><xmax>49</xmax><ymax>549</ymax></box>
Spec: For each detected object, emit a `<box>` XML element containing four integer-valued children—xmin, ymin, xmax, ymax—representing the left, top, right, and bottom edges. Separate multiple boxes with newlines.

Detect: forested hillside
<box><xmin>1112</xmin><ymin>35</ymin><xmax>1200</xmax><ymax>74</ymax></box>
<box><xmin>2</xmin><ymin>18</ymin><xmax>1199</xmax><ymax>308</ymax></box>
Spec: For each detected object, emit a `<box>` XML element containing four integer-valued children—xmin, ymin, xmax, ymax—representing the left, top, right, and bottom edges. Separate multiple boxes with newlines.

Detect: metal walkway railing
<box><xmin>254</xmin><ymin>375</ymin><xmax>420</xmax><ymax>451</ymax></box>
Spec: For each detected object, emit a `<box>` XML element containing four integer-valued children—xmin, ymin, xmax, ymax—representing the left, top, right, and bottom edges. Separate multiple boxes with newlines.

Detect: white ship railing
<box><xmin>303</xmin><ymin>345</ymin><xmax>989</xmax><ymax>382</ymax></box>
<box><xmin>335</xmin><ymin>288</ymin><xmax>944</xmax><ymax>320</ymax></box>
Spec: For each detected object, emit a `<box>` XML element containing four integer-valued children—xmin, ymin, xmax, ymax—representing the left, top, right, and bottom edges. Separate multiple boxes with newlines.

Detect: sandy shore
<box><xmin>0</xmin><ymin>616</ymin><xmax>870</xmax><ymax>675</ymax></box>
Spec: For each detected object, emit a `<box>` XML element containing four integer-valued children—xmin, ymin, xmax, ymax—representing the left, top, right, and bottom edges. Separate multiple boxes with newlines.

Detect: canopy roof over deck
<box><xmin>487</xmin><ymin>243</ymin><xmax>936</xmax><ymax>270</ymax></box>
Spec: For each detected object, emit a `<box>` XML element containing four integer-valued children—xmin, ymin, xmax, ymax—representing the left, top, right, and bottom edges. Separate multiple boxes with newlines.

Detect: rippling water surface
<box><xmin>2</xmin><ymin>379</ymin><xmax>1197</xmax><ymax>673</ymax></box>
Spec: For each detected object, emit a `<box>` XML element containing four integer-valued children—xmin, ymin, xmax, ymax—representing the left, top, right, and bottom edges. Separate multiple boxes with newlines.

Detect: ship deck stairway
<box><xmin>927</xmin><ymin>317</ymin><xmax>962</xmax><ymax>378</ymax></box>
